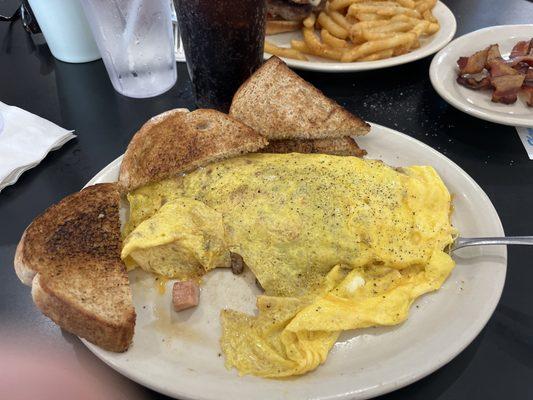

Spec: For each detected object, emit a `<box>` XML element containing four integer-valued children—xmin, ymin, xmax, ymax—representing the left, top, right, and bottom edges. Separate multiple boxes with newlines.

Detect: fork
<box><xmin>452</xmin><ymin>236</ymin><xmax>533</xmax><ymax>251</ymax></box>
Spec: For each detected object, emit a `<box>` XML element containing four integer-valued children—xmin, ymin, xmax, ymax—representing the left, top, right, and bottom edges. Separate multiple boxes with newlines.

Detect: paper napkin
<box><xmin>0</xmin><ymin>101</ymin><xmax>76</xmax><ymax>192</ymax></box>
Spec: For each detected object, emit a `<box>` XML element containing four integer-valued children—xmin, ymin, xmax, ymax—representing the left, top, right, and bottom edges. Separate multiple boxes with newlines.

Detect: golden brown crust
<box><xmin>230</xmin><ymin>56</ymin><xmax>371</xmax><ymax>140</ymax></box>
<box><xmin>262</xmin><ymin>136</ymin><xmax>367</xmax><ymax>157</ymax></box>
<box><xmin>14</xmin><ymin>183</ymin><xmax>135</xmax><ymax>352</ymax></box>
<box><xmin>118</xmin><ymin>109</ymin><xmax>269</xmax><ymax>192</ymax></box>
<box><xmin>32</xmin><ymin>275</ymin><xmax>134</xmax><ymax>352</ymax></box>
<box><xmin>266</xmin><ymin>20</ymin><xmax>302</xmax><ymax>35</ymax></box>
<box><xmin>14</xmin><ymin>230</ymin><xmax>35</xmax><ymax>286</ymax></box>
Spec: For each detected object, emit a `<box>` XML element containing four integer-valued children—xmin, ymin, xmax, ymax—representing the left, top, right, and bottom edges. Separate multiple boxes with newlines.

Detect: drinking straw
<box><xmin>123</xmin><ymin>0</ymin><xmax>143</xmax><ymax>45</ymax></box>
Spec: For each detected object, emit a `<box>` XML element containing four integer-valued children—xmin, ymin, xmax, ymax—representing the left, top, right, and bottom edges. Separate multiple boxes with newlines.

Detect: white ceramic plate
<box><xmin>83</xmin><ymin>123</ymin><xmax>506</xmax><ymax>400</ymax></box>
<box><xmin>430</xmin><ymin>24</ymin><xmax>533</xmax><ymax>127</ymax></box>
<box><xmin>263</xmin><ymin>1</ymin><xmax>456</xmax><ymax>72</ymax></box>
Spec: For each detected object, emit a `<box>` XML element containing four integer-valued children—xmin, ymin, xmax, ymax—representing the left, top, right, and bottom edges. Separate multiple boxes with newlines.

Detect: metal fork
<box><xmin>452</xmin><ymin>236</ymin><xmax>533</xmax><ymax>251</ymax></box>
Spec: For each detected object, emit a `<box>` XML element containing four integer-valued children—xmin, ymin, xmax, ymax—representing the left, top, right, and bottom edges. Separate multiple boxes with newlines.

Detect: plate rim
<box><xmin>429</xmin><ymin>24</ymin><xmax>533</xmax><ymax>127</ymax></box>
<box><xmin>263</xmin><ymin>1</ymin><xmax>457</xmax><ymax>72</ymax></box>
<box><xmin>83</xmin><ymin>123</ymin><xmax>506</xmax><ymax>400</ymax></box>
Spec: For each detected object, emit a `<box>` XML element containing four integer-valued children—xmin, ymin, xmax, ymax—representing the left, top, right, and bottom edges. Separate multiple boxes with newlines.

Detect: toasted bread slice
<box><xmin>262</xmin><ymin>136</ymin><xmax>367</xmax><ymax>157</ymax></box>
<box><xmin>230</xmin><ymin>56</ymin><xmax>370</xmax><ymax>140</ymax></box>
<box><xmin>14</xmin><ymin>183</ymin><xmax>135</xmax><ymax>352</ymax></box>
<box><xmin>119</xmin><ymin>109</ymin><xmax>269</xmax><ymax>192</ymax></box>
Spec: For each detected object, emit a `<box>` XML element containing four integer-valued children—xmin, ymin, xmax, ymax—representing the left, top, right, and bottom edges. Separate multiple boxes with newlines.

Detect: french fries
<box><xmin>355</xmin><ymin>12</ymin><xmax>388</xmax><ymax>21</ymax></box>
<box><xmin>329</xmin><ymin>0</ymin><xmax>360</xmax><ymax>11</ymax></box>
<box><xmin>341</xmin><ymin>32</ymin><xmax>416</xmax><ymax>61</ymax></box>
<box><xmin>327</xmin><ymin>9</ymin><xmax>352</xmax><ymax>30</ymax></box>
<box><xmin>303</xmin><ymin>28</ymin><xmax>345</xmax><ymax>60</ymax></box>
<box><xmin>321</xmin><ymin>29</ymin><xmax>349</xmax><ymax>48</ymax></box>
<box><xmin>360</xmin><ymin>48</ymin><xmax>394</xmax><ymax>61</ymax></box>
<box><xmin>264</xmin><ymin>41</ymin><xmax>308</xmax><ymax>61</ymax></box>
<box><xmin>291</xmin><ymin>40</ymin><xmax>311</xmax><ymax>53</ymax></box>
<box><xmin>415</xmin><ymin>0</ymin><xmax>437</xmax><ymax>14</ymax></box>
<box><xmin>264</xmin><ymin>0</ymin><xmax>440</xmax><ymax>63</ymax></box>
<box><xmin>303</xmin><ymin>13</ymin><xmax>317</xmax><ymax>29</ymax></box>
<box><xmin>317</xmin><ymin>12</ymin><xmax>349</xmax><ymax>39</ymax></box>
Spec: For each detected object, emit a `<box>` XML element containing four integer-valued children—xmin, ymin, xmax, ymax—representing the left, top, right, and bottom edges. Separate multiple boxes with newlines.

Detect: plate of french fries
<box><xmin>264</xmin><ymin>0</ymin><xmax>456</xmax><ymax>72</ymax></box>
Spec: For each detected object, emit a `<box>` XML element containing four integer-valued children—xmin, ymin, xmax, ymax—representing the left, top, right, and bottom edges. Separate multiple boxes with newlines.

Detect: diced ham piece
<box><xmin>172</xmin><ymin>280</ymin><xmax>199</xmax><ymax>312</ymax></box>
<box><xmin>230</xmin><ymin>252</ymin><xmax>245</xmax><ymax>275</ymax></box>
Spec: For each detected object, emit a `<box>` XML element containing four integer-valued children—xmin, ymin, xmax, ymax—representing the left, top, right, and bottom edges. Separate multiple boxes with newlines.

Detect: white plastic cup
<box><xmin>80</xmin><ymin>0</ymin><xmax>177</xmax><ymax>98</ymax></box>
<box><xmin>27</xmin><ymin>0</ymin><xmax>101</xmax><ymax>63</ymax></box>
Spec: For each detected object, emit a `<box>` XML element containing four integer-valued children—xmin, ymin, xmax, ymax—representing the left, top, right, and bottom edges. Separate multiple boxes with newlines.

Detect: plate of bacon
<box><xmin>430</xmin><ymin>25</ymin><xmax>533</xmax><ymax>127</ymax></box>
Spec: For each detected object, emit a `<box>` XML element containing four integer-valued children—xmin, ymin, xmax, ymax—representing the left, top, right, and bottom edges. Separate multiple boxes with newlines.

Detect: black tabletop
<box><xmin>1</xmin><ymin>0</ymin><xmax>532</xmax><ymax>399</ymax></box>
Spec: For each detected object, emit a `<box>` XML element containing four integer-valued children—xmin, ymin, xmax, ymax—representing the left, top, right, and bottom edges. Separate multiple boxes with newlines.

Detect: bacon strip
<box><xmin>457</xmin><ymin>47</ymin><xmax>489</xmax><ymax>74</ymax></box>
<box><xmin>510</xmin><ymin>40</ymin><xmax>530</xmax><ymax>58</ymax></box>
<box><xmin>507</xmin><ymin>56</ymin><xmax>533</xmax><ymax>68</ymax></box>
<box><xmin>491</xmin><ymin>75</ymin><xmax>525</xmax><ymax>104</ymax></box>
<box><xmin>457</xmin><ymin>38</ymin><xmax>533</xmax><ymax>106</ymax></box>
<box><xmin>487</xmin><ymin>44</ymin><xmax>502</xmax><ymax>62</ymax></box>
<box><xmin>524</xmin><ymin>69</ymin><xmax>533</xmax><ymax>107</ymax></box>
<box><xmin>510</xmin><ymin>39</ymin><xmax>533</xmax><ymax>58</ymax></box>
<box><xmin>456</xmin><ymin>75</ymin><xmax>492</xmax><ymax>90</ymax></box>
<box><xmin>488</xmin><ymin>58</ymin><xmax>519</xmax><ymax>77</ymax></box>
<box><xmin>523</xmin><ymin>86</ymin><xmax>533</xmax><ymax>107</ymax></box>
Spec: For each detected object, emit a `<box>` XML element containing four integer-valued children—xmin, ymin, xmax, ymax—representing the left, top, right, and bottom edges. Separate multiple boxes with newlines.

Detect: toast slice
<box><xmin>262</xmin><ymin>136</ymin><xmax>367</xmax><ymax>157</ymax></box>
<box><xmin>118</xmin><ymin>109</ymin><xmax>269</xmax><ymax>192</ymax></box>
<box><xmin>230</xmin><ymin>56</ymin><xmax>370</xmax><ymax>140</ymax></box>
<box><xmin>14</xmin><ymin>183</ymin><xmax>135</xmax><ymax>352</ymax></box>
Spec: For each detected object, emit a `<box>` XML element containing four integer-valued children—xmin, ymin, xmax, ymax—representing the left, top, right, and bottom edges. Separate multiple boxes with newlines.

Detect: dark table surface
<box><xmin>1</xmin><ymin>0</ymin><xmax>532</xmax><ymax>399</ymax></box>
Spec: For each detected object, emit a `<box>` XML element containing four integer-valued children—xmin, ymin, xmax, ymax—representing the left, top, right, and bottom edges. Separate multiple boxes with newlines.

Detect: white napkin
<box><xmin>0</xmin><ymin>102</ymin><xmax>76</xmax><ymax>192</ymax></box>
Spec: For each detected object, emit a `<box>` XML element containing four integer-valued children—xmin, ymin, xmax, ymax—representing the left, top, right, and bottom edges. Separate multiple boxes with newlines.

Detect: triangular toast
<box><xmin>118</xmin><ymin>109</ymin><xmax>269</xmax><ymax>192</ymax></box>
<box><xmin>230</xmin><ymin>56</ymin><xmax>370</xmax><ymax>140</ymax></box>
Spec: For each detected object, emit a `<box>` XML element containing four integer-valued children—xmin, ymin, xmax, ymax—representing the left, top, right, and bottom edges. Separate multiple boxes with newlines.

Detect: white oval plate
<box><xmin>264</xmin><ymin>1</ymin><xmax>456</xmax><ymax>72</ymax></box>
<box><xmin>83</xmin><ymin>123</ymin><xmax>506</xmax><ymax>400</ymax></box>
<box><xmin>430</xmin><ymin>24</ymin><xmax>533</xmax><ymax>127</ymax></box>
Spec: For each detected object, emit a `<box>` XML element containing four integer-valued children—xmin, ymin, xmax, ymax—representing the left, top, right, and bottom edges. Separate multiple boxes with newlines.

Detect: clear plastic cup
<box><xmin>80</xmin><ymin>0</ymin><xmax>177</xmax><ymax>98</ymax></box>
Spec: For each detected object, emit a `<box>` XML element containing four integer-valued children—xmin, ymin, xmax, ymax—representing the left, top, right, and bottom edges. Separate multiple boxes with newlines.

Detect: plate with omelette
<box><xmin>14</xmin><ymin>57</ymin><xmax>506</xmax><ymax>400</ymax></box>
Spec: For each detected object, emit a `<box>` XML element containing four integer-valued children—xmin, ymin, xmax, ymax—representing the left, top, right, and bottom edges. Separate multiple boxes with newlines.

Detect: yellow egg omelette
<box><xmin>121</xmin><ymin>153</ymin><xmax>457</xmax><ymax>378</ymax></box>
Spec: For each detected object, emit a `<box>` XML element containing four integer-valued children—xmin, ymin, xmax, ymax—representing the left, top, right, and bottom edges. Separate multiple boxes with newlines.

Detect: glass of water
<box><xmin>80</xmin><ymin>0</ymin><xmax>177</xmax><ymax>98</ymax></box>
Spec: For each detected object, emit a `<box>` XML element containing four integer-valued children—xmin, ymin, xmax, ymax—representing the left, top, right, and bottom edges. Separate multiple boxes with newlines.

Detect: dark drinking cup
<box><xmin>174</xmin><ymin>0</ymin><xmax>267</xmax><ymax>112</ymax></box>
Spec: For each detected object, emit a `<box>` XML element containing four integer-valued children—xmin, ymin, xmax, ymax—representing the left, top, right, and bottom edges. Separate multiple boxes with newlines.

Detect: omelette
<box><xmin>121</xmin><ymin>153</ymin><xmax>457</xmax><ymax>378</ymax></box>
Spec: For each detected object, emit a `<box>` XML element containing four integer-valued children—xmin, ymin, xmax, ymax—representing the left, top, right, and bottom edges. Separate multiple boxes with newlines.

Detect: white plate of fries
<box><xmin>264</xmin><ymin>0</ymin><xmax>456</xmax><ymax>72</ymax></box>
